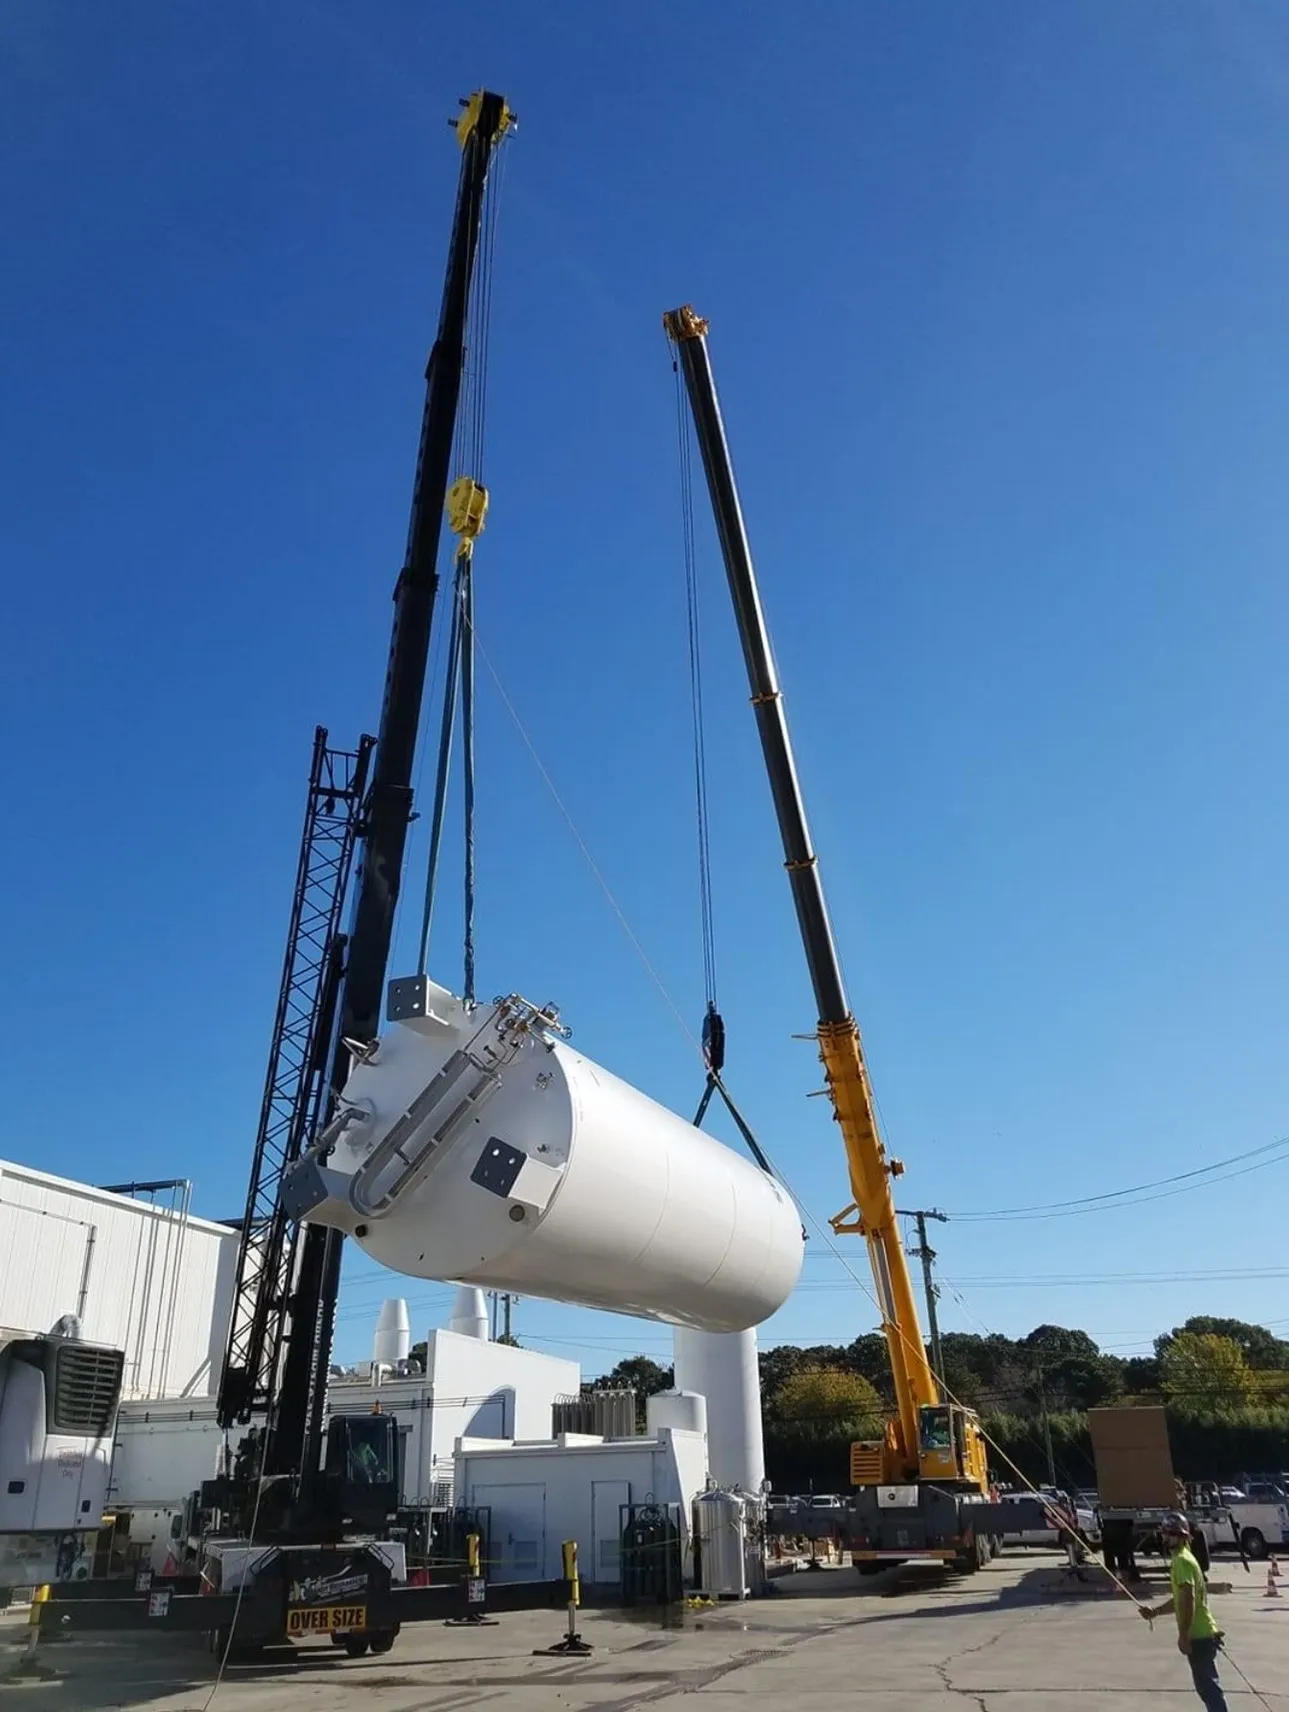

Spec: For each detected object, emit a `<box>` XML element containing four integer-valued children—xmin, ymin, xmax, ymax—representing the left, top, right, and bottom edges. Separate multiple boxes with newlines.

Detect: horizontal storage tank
<box><xmin>284</xmin><ymin>980</ymin><xmax>803</xmax><ymax>1333</ymax></box>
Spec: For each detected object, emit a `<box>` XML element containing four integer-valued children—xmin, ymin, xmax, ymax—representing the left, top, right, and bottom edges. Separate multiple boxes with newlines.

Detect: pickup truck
<box><xmin>998</xmin><ymin>1489</ymin><xmax>1100</xmax><ymax>1547</ymax></box>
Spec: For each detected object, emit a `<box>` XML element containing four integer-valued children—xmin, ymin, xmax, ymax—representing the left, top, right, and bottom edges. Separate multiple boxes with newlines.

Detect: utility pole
<box><xmin>1035</xmin><ymin>1365</ymin><xmax>1057</xmax><ymax>1489</ymax></box>
<box><xmin>898</xmin><ymin>1208</ymin><xmax>948</xmax><ymax>1387</ymax></box>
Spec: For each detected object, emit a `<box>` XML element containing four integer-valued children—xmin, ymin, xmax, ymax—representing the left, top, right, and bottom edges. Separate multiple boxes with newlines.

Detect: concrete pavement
<box><xmin>4</xmin><ymin>1550</ymin><xmax>1287</xmax><ymax>1710</ymax></box>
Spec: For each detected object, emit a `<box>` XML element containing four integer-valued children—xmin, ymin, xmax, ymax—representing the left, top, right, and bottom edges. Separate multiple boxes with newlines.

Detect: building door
<box><xmin>470</xmin><ymin>1481</ymin><xmax>546</xmax><ymax>1582</ymax></box>
<box><xmin>591</xmin><ymin>1479</ymin><xmax>631</xmax><ymax>1585</ymax></box>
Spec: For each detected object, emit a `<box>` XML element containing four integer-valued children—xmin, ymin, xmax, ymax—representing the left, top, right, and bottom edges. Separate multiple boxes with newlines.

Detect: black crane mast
<box><xmin>216</xmin><ymin>91</ymin><xmax>512</xmax><ymax>1506</ymax></box>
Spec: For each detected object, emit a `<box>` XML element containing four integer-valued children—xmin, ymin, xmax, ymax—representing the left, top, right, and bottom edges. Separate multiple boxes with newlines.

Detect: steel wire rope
<box><xmin>192</xmin><ymin>1425</ymin><xmax>270</xmax><ymax>1712</ymax></box>
<box><xmin>414</xmin><ymin>155</ymin><xmax>503</xmax><ymax>987</ymax></box>
<box><xmin>672</xmin><ymin>353</ymin><xmax>718</xmax><ymax>1013</ymax></box>
<box><xmin>473</xmin><ymin>626</ymin><xmax>703</xmax><ymax>1054</ymax></box>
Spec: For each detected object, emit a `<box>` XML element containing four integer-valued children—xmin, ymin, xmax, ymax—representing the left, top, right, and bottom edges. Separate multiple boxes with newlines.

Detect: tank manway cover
<box><xmin>471</xmin><ymin>1138</ymin><xmax>526</xmax><ymax>1199</ymax></box>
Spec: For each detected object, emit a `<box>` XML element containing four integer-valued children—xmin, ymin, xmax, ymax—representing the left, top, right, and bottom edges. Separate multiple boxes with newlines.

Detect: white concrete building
<box><xmin>0</xmin><ymin>1159</ymin><xmax>238</xmax><ymax>1399</ymax></box>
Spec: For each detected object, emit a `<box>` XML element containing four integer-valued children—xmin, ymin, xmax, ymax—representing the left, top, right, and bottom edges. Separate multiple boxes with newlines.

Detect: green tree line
<box><xmin>591</xmin><ymin>1317</ymin><xmax>1289</xmax><ymax>1492</ymax></box>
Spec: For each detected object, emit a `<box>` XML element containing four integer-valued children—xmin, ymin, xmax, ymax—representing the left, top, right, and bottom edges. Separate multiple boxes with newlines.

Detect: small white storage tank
<box><xmin>646</xmin><ymin>1389</ymin><xmax>708</xmax><ymax>1440</ymax></box>
<box><xmin>674</xmin><ymin>1326</ymin><xmax>765</xmax><ymax>1492</ymax></box>
<box><xmin>285</xmin><ymin>981</ymin><xmax>803</xmax><ymax>1333</ymax></box>
<box><xmin>372</xmin><ymin>1298</ymin><xmax>411</xmax><ymax>1367</ymax></box>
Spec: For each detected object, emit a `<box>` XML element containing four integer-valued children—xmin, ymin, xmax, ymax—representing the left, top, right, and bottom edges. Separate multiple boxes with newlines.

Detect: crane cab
<box><xmin>917</xmin><ymin>1403</ymin><xmax>990</xmax><ymax>1489</ymax></box>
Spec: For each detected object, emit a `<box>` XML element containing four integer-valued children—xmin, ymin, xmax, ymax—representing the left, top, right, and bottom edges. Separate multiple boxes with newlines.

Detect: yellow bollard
<box><xmin>7</xmin><ymin>1585</ymin><xmax>55</xmax><ymax>1680</ymax></box>
<box><xmin>533</xmin><ymin>1541</ymin><xmax>592</xmax><ymax>1657</ymax></box>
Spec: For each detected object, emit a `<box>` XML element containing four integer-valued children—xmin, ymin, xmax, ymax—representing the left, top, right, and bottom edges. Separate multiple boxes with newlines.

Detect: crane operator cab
<box><xmin>320</xmin><ymin>1413</ymin><xmax>401</xmax><ymax>1533</ymax></box>
<box><xmin>916</xmin><ymin>1403</ymin><xmax>990</xmax><ymax>1488</ymax></box>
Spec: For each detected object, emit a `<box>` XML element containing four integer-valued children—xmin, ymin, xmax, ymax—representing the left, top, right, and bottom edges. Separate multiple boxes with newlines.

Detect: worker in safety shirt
<box><xmin>1137</xmin><ymin>1512</ymin><xmax>1227</xmax><ymax>1712</ymax></box>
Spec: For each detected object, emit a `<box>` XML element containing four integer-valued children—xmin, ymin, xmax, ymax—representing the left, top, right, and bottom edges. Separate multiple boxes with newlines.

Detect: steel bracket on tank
<box><xmin>348</xmin><ymin>998</ymin><xmax>548</xmax><ymax>1220</ymax></box>
<box><xmin>349</xmin><ymin>1049</ymin><xmax>503</xmax><ymax>1219</ymax></box>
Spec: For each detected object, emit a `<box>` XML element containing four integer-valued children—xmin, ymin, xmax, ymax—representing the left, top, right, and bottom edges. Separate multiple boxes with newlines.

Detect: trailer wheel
<box><xmin>1241</xmin><ymin>1527</ymin><xmax>1268</xmax><ymax>1561</ymax></box>
<box><xmin>343</xmin><ymin>1637</ymin><xmax>370</xmax><ymax>1658</ymax></box>
<box><xmin>367</xmin><ymin>1629</ymin><xmax>398</xmax><ymax>1654</ymax></box>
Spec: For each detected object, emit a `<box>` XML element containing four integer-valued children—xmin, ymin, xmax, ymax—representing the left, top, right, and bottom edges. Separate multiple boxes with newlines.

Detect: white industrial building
<box><xmin>0</xmin><ymin>1160</ymin><xmax>238</xmax><ymax>1399</ymax></box>
<box><xmin>110</xmin><ymin>1307</ymin><xmax>581</xmax><ymax>1514</ymax></box>
<box><xmin>455</xmin><ymin>1388</ymin><xmax>712</xmax><ymax>1588</ymax></box>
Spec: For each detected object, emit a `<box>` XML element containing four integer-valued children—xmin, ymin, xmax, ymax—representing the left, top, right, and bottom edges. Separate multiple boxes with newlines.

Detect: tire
<box><xmin>1242</xmin><ymin>1528</ymin><xmax>1268</xmax><ymax>1561</ymax></box>
<box><xmin>367</xmin><ymin>1630</ymin><xmax>397</xmax><ymax>1655</ymax></box>
<box><xmin>343</xmin><ymin>1637</ymin><xmax>370</xmax><ymax>1658</ymax></box>
<box><xmin>856</xmin><ymin>1562</ymin><xmax>884</xmax><ymax>1577</ymax></box>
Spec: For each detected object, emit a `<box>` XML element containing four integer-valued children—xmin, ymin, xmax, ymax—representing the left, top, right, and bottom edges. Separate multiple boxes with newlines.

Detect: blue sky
<box><xmin>5</xmin><ymin>2</ymin><xmax>1289</xmax><ymax>1380</ymax></box>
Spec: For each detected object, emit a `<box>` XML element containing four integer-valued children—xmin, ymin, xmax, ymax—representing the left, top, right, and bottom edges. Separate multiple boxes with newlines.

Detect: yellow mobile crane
<box><xmin>665</xmin><ymin>307</ymin><xmax>1011</xmax><ymax>1572</ymax></box>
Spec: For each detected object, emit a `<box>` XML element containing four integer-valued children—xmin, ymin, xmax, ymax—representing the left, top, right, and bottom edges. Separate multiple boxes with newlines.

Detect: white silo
<box><xmin>372</xmin><ymin>1297</ymin><xmax>411</xmax><ymax>1368</ymax></box>
<box><xmin>674</xmin><ymin>1324</ymin><xmax>766</xmax><ymax>1492</ymax></box>
<box><xmin>448</xmin><ymin>1285</ymin><xmax>489</xmax><ymax>1341</ymax></box>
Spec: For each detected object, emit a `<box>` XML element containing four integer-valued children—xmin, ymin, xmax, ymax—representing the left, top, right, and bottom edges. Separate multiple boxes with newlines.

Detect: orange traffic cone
<box><xmin>1265</xmin><ymin>1568</ymin><xmax>1280</xmax><ymax>1599</ymax></box>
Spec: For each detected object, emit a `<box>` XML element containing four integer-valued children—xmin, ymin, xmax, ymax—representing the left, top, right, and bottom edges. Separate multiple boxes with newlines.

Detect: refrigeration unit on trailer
<box><xmin>0</xmin><ymin>1317</ymin><xmax>125</xmax><ymax>1597</ymax></box>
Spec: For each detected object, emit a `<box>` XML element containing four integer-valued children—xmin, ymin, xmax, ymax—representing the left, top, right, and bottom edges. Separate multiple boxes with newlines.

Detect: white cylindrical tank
<box><xmin>695</xmin><ymin>1489</ymin><xmax>751</xmax><ymax>1598</ymax></box>
<box><xmin>646</xmin><ymin>1389</ymin><xmax>708</xmax><ymax>1440</ymax></box>
<box><xmin>448</xmin><ymin>1285</ymin><xmax>489</xmax><ymax>1341</ymax></box>
<box><xmin>674</xmin><ymin>1325</ymin><xmax>765</xmax><ymax>1492</ymax></box>
<box><xmin>372</xmin><ymin>1298</ymin><xmax>411</xmax><ymax>1368</ymax></box>
<box><xmin>289</xmin><ymin>983</ymin><xmax>803</xmax><ymax>1333</ymax></box>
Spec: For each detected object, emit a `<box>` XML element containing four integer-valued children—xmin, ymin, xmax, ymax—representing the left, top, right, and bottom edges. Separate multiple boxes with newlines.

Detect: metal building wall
<box><xmin>0</xmin><ymin>1159</ymin><xmax>238</xmax><ymax>1399</ymax></box>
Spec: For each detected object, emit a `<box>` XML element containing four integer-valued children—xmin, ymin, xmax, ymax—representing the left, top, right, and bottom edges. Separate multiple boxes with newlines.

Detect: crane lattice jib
<box><xmin>217</xmin><ymin>728</ymin><xmax>373</xmax><ymax>1429</ymax></box>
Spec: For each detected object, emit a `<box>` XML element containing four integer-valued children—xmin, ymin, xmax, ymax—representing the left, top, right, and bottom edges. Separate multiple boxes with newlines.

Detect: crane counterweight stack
<box><xmin>664</xmin><ymin>305</ymin><xmax>1004</xmax><ymax>1572</ymax></box>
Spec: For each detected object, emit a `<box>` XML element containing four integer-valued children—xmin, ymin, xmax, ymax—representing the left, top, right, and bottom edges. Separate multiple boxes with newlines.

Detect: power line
<box><xmin>952</xmin><ymin>1134</ymin><xmax>1289</xmax><ymax>1222</ymax></box>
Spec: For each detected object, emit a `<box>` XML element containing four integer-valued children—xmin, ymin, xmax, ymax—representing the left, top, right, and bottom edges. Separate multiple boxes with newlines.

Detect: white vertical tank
<box><xmin>448</xmin><ymin>1285</ymin><xmax>489</xmax><ymax>1341</ymax></box>
<box><xmin>674</xmin><ymin>1325</ymin><xmax>766</xmax><ymax>1492</ymax></box>
<box><xmin>372</xmin><ymin>1298</ymin><xmax>411</xmax><ymax>1368</ymax></box>
<box><xmin>645</xmin><ymin>1389</ymin><xmax>708</xmax><ymax>1440</ymax></box>
<box><xmin>285</xmin><ymin>982</ymin><xmax>803</xmax><ymax>1333</ymax></box>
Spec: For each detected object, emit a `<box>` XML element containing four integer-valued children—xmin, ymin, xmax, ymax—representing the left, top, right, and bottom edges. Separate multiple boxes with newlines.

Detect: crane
<box><xmin>194</xmin><ymin>90</ymin><xmax>513</xmax><ymax>1647</ymax></box>
<box><xmin>664</xmin><ymin>305</ymin><xmax>1004</xmax><ymax>1572</ymax></box>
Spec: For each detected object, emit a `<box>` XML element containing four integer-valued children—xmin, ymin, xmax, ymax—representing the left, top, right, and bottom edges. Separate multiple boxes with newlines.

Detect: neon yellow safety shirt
<box><xmin>1170</xmin><ymin>1545</ymin><xmax>1218</xmax><ymax>1640</ymax></box>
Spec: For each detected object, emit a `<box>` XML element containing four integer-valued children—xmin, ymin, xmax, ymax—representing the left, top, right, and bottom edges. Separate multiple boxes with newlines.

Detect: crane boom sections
<box><xmin>663</xmin><ymin>305</ymin><xmax>938</xmax><ymax>1469</ymax></box>
<box><xmin>266</xmin><ymin>91</ymin><xmax>512</xmax><ymax>1486</ymax></box>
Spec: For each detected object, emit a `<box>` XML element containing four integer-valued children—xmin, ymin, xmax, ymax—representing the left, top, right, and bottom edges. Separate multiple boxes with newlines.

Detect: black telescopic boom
<box><xmin>664</xmin><ymin>306</ymin><xmax>849</xmax><ymax>1028</ymax></box>
<box><xmin>271</xmin><ymin>91</ymin><xmax>511</xmax><ymax>1485</ymax></box>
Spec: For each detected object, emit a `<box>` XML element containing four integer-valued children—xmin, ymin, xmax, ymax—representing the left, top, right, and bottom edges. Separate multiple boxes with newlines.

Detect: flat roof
<box><xmin>0</xmin><ymin>1157</ymin><xmax>237</xmax><ymax>1239</ymax></box>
